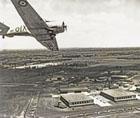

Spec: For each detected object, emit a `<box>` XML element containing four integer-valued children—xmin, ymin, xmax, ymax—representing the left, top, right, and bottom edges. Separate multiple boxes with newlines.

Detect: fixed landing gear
<box><xmin>2</xmin><ymin>35</ymin><xmax>5</xmax><ymax>39</ymax></box>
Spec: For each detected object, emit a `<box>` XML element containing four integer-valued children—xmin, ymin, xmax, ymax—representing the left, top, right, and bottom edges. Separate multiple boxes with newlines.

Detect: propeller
<box><xmin>62</xmin><ymin>21</ymin><xmax>67</xmax><ymax>31</ymax></box>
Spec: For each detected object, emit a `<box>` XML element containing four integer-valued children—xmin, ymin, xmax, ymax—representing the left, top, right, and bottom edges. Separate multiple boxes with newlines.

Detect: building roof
<box><xmin>61</xmin><ymin>93</ymin><xmax>93</xmax><ymax>103</ymax></box>
<box><xmin>101</xmin><ymin>89</ymin><xmax>136</xmax><ymax>98</ymax></box>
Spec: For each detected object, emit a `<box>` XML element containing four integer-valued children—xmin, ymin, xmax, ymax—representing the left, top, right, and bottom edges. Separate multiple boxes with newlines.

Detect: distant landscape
<box><xmin>1</xmin><ymin>48</ymin><xmax>140</xmax><ymax>118</ymax></box>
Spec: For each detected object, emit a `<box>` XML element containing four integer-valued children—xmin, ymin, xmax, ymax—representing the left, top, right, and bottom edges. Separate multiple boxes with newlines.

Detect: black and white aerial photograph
<box><xmin>1</xmin><ymin>0</ymin><xmax>140</xmax><ymax>118</ymax></box>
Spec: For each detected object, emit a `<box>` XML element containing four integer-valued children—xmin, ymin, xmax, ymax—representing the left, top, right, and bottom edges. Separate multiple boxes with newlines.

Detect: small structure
<box><xmin>111</xmin><ymin>75</ymin><xmax>128</xmax><ymax>81</ymax></box>
<box><xmin>60</xmin><ymin>93</ymin><xmax>94</xmax><ymax>107</ymax></box>
<box><xmin>96</xmin><ymin>77</ymin><xmax>108</xmax><ymax>82</ymax></box>
<box><xmin>100</xmin><ymin>89</ymin><xmax>136</xmax><ymax>102</ymax></box>
<box><xmin>136</xmin><ymin>87</ymin><xmax>140</xmax><ymax>92</ymax></box>
<box><xmin>47</xmin><ymin>76</ymin><xmax>64</xmax><ymax>82</ymax></box>
<box><xmin>59</xmin><ymin>87</ymin><xmax>90</xmax><ymax>94</ymax></box>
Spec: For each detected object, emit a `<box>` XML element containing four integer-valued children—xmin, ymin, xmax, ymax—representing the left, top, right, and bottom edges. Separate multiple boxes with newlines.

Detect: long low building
<box><xmin>59</xmin><ymin>87</ymin><xmax>90</xmax><ymax>94</ymax></box>
<box><xmin>100</xmin><ymin>89</ymin><xmax>136</xmax><ymax>102</ymax></box>
<box><xmin>60</xmin><ymin>93</ymin><xmax>94</xmax><ymax>107</ymax></box>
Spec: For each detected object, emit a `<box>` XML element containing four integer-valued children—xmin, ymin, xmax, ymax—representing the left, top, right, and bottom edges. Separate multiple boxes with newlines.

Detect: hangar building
<box><xmin>60</xmin><ymin>93</ymin><xmax>94</xmax><ymax>107</ymax></box>
<box><xmin>100</xmin><ymin>89</ymin><xmax>136</xmax><ymax>102</ymax></box>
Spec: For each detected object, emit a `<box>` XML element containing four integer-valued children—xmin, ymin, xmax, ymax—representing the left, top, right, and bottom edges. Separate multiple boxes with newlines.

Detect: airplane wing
<box><xmin>11</xmin><ymin>0</ymin><xmax>59</xmax><ymax>51</ymax></box>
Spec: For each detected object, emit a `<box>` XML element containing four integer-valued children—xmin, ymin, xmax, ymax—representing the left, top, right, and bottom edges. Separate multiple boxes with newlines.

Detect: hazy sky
<box><xmin>0</xmin><ymin>0</ymin><xmax>140</xmax><ymax>49</ymax></box>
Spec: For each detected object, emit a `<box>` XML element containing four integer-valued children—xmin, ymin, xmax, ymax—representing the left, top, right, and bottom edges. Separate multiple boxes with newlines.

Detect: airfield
<box><xmin>1</xmin><ymin>48</ymin><xmax>140</xmax><ymax>118</ymax></box>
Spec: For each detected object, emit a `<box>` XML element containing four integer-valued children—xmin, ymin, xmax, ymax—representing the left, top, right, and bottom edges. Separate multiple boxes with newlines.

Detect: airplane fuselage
<box><xmin>4</xmin><ymin>24</ymin><xmax>65</xmax><ymax>38</ymax></box>
<box><xmin>5</xmin><ymin>25</ymin><xmax>31</xmax><ymax>37</ymax></box>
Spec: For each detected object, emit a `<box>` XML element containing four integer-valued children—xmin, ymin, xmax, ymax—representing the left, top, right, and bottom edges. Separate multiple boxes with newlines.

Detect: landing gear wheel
<box><xmin>2</xmin><ymin>35</ymin><xmax>5</xmax><ymax>39</ymax></box>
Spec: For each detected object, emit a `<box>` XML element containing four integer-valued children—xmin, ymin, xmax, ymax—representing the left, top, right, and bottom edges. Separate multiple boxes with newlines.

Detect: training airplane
<box><xmin>0</xmin><ymin>0</ymin><xmax>67</xmax><ymax>51</ymax></box>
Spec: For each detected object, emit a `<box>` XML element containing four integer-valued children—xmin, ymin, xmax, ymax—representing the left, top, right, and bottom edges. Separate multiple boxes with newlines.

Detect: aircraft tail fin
<box><xmin>0</xmin><ymin>22</ymin><xmax>10</xmax><ymax>35</ymax></box>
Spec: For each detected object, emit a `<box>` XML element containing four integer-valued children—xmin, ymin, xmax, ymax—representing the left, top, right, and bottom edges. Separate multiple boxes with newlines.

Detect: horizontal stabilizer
<box><xmin>0</xmin><ymin>22</ymin><xmax>10</xmax><ymax>35</ymax></box>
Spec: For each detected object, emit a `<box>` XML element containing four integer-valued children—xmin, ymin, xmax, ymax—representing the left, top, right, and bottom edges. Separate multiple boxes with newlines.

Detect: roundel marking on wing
<box><xmin>18</xmin><ymin>0</ymin><xmax>28</xmax><ymax>7</ymax></box>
